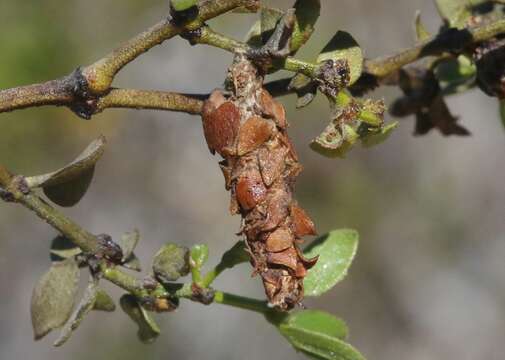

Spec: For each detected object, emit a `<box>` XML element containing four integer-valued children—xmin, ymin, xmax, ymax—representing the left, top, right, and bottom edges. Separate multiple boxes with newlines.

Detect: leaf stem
<box><xmin>213</xmin><ymin>291</ymin><xmax>271</xmax><ymax>314</ymax></box>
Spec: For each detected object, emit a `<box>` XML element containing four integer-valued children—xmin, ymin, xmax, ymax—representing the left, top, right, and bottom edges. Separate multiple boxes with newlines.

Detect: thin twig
<box><xmin>95</xmin><ymin>89</ymin><xmax>204</xmax><ymax>115</ymax></box>
<box><xmin>364</xmin><ymin>18</ymin><xmax>505</xmax><ymax>78</ymax></box>
<box><xmin>0</xmin><ymin>0</ymin><xmax>250</xmax><ymax>115</ymax></box>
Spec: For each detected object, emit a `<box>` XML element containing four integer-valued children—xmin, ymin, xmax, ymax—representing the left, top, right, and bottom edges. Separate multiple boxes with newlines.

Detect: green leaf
<box><xmin>170</xmin><ymin>0</ymin><xmax>197</xmax><ymax>12</ymax></box>
<box><xmin>93</xmin><ymin>288</ymin><xmax>116</xmax><ymax>312</ymax></box>
<box><xmin>118</xmin><ymin>229</ymin><xmax>139</xmax><ymax>260</ymax></box>
<box><xmin>414</xmin><ymin>11</ymin><xmax>431</xmax><ymax>42</ymax></box>
<box><xmin>152</xmin><ymin>244</ymin><xmax>190</xmax><ymax>283</ymax></box>
<box><xmin>31</xmin><ymin>258</ymin><xmax>80</xmax><ymax>340</ymax></box>
<box><xmin>120</xmin><ymin>294</ymin><xmax>160</xmax><ymax>344</ymax></box>
<box><xmin>290</xmin><ymin>0</ymin><xmax>321</xmax><ymax>54</ymax></box>
<box><xmin>434</xmin><ymin>0</ymin><xmax>472</xmax><ymax>28</ymax></box>
<box><xmin>499</xmin><ymin>100</ymin><xmax>505</xmax><ymax>130</ymax></box>
<box><xmin>118</xmin><ymin>229</ymin><xmax>141</xmax><ymax>271</ymax></box>
<box><xmin>25</xmin><ymin>135</ymin><xmax>106</xmax><ymax>207</ymax></box>
<box><xmin>123</xmin><ymin>255</ymin><xmax>142</xmax><ymax>272</ymax></box>
<box><xmin>278</xmin><ymin>310</ymin><xmax>364</xmax><ymax>360</ymax></box>
<box><xmin>53</xmin><ymin>278</ymin><xmax>98</xmax><ymax>347</ymax></box>
<box><xmin>435</xmin><ymin>55</ymin><xmax>476</xmax><ymax>85</ymax></box>
<box><xmin>360</xmin><ymin>122</ymin><xmax>399</xmax><ymax>148</ymax></box>
<box><xmin>304</xmin><ymin>229</ymin><xmax>359</xmax><ymax>297</ymax></box>
<box><xmin>50</xmin><ymin>235</ymin><xmax>82</xmax><ymax>262</ymax></box>
<box><xmin>317</xmin><ymin>31</ymin><xmax>363</xmax><ymax>86</ymax></box>
<box><xmin>278</xmin><ymin>310</ymin><xmax>349</xmax><ymax>340</ymax></box>
<box><xmin>190</xmin><ymin>244</ymin><xmax>209</xmax><ymax>269</ymax></box>
<box><xmin>220</xmin><ymin>240</ymin><xmax>249</xmax><ymax>269</ymax></box>
<box><xmin>289</xmin><ymin>73</ymin><xmax>318</xmax><ymax>108</ymax></box>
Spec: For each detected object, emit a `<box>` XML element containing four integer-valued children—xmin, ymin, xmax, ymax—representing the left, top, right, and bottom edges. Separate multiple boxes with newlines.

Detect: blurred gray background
<box><xmin>1</xmin><ymin>1</ymin><xmax>504</xmax><ymax>359</ymax></box>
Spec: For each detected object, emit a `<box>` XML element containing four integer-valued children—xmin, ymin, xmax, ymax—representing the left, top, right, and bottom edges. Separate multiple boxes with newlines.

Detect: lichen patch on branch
<box><xmin>202</xmin><ymin>55</ymin><xmax>317</xmax><ymax>310</ymax></box>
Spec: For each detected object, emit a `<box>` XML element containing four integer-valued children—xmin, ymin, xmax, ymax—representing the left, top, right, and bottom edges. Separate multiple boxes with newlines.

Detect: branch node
<box><xmin>180</xmin><ymin>27</ymin><xmax>204</xmax><ymax>46</ymax></box>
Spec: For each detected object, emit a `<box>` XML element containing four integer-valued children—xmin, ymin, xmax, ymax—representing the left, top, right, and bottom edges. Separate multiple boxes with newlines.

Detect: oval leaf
<box><xmin>31</xmin><ymin>258</ymin><xmax>80</xmax><ymax>340</ymax></box>
<box><xmin>26</xmin><ymin>136</ymin><xmax>106</xmax><ymax>207</ymax></box>
<box><xmin>317</xmin><ymin>32</ymin><xmax>363</xmax><ymax>86</ymax></box>
<box><xmin>280</xmin><ymin>310</ymin><xmax>349</xmax><ymax>340</ymax></box>
<box><xmin>118</xmin><ymin>229</ymin><xmax>140</xmax><ymax>260</ymax></box>
<box><xmin>304</xmin><ymin>229</ymin><xmax>359</xmax><ymax>297</ymax></box>
<box><xmin>93</xmin><ymin>288</ymin><xmax>116</xmax><ymax>312</ymax></box>
<box><xmin>120</xmin><ymin>294</ymin><xmax>160</xmax><ymax>344</ymax></box>
<box><xmin>53</xmin><ymin>279</ymin><xmax>98</xmax><ymax>347</ymax></box>
<box><xmin>435</xmin><ymin>0</ymin><xmax>472</xmax><ymax>28</ymax></box>
<box><xmin>291</xmin><ymin>0</ymin><xmax>321</xmax><ymax>54</ymax></box>
<box><xmin>42</xmin><ymin>167</ymin><xmax>95</xmax><ymax>207</ymax></box>
<box><xmin>278</xmin><ymin>310</ymin><xmax>364</xmax><ymax>360</ymax></box>
<box><xmin>50</xmin><ymin>235</ymin><xmax>82</xmax><ymax>262</ymax></box>
<box><xmin>152</xmin><ymin>244</ymin><xmax>190</xmax><ymax>283</ymax></box>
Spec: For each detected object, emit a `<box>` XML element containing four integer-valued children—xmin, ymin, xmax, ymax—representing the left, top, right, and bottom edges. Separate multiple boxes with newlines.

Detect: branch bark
<box><xmin>0</xmin><ymin>0</ymin><xmax>251</xmax><ymax>116</ymax></box>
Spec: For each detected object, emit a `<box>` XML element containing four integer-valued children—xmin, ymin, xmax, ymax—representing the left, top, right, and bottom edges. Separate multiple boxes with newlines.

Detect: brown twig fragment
<box><xmin>201</xmin><ymin>55</ymin><xmax>317</xmax><ymax>310</ymax></box>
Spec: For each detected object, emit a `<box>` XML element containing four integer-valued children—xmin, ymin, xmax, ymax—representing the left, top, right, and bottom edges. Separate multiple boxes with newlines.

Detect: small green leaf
<box><xmin>120</xmin><ymin>294</ymin><xmax>160</xmax><ymax>344</ymax></box>
<box><xmin>190</xmin><ymin>244</ymin><xmax>209</xmax><ymax>269</ymax></box>
<box><xmin>170</xmin><ymin>0</ymin><xmax>197</xmax><ymax>12</ymax></box>
<box><xmin>25</xmin><ymin>136</ymin><xmax>106</xmax><ymax>207</ymax></box>
<box><xmin>118</xmin><ymin>229</ymin><xmax>140</xmax><ymax>260</ymax></box>
<box><xmin>93</xmin><ymin>288</ymin><xmax>116</xmax><ymax>312</ymax></box>
<box><xmin>435</xmin><ymin>55</ymin><xmax>476</xmax><ymax>85</ymax></box>
<box><xmin>278</xmin><ymin>310</ymin><xmax>364</xmax><ymax>360</ymax></box>
<box><xmin>53</xmin><ymin>278</ymin><xmax>98</xmax><ymax>347</ymax></box>
<box><xmin>220</xmin><ymin>241</ymin><xmax>249</xmax><ymax>269</ymax></box>
<box><xmin>360</xmin><ymin>122</ymin><xmax>399</xmax><ymax>148</ymax></box>
<box><xmin>414</xmin><ymin>11</ymin><xmax>431</xmax><ymax>42</ymax></box>
<box><xmin>435</xmin><ymin>0</ymin><xmax>472</xmax><ymax>28</ymax></box>
<box><xmin>279</xmin><ymin>310</ymin><xmax>349</xmax><ymax>340</ymax></box>
<box><xmin>289</xmin><ymin>73</ymin><xmax>318</xmax><ymax>108</ymax></box>
<box><xmin>50</xmin><ymin>235</ymin><xmax>82</xmax><ymax>262</ymax></box>
<box><xmin>31</xmin><ymin>258</ymin><xmax>80</xmax><ymax>340</ymax></box>
<box><xmin>152</xmin><ymin>244</ymin><xmax>190</xmax><ymax>283</ymax></box>
<box><xmin>304</xmin><ymin>229</ymin><xmax>359</xmax><ymax>297</ymax></box>
<box><xmin>117</xmin><ymin>229</ymin><xmax>141</xmax><ymax>271</ymax></box>
<box><xmin>317</xmin><ymin>31</ymin><xmax>363</xmax><ymax>86</ymax></box>
<box><xmin>290</xmin><ymin>0</ymin><xmax>321</xmax><ymax>54</ymax></box>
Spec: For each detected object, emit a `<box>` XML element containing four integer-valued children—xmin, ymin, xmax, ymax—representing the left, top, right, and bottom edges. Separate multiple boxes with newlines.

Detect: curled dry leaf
<box><xmin>201</xmin><ymin>56</ymin><xmax>318</xmax><ymax>310</ymax></box>
<box><xmin>202</xmin><ymin>101</ymin><xmax>241</xmax><ymax>156</ymax></box>
<box><xmin>237</xmin><ymin>116</ymin><xmax>274</xmax><ymax>155</ymax></box>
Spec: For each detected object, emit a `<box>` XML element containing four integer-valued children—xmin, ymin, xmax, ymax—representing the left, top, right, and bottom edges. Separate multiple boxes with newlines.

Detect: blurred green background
<box><xmin>1</xmin><ymin>1</ymin><xmax>504</xmax><ymax>359</ymax></box>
